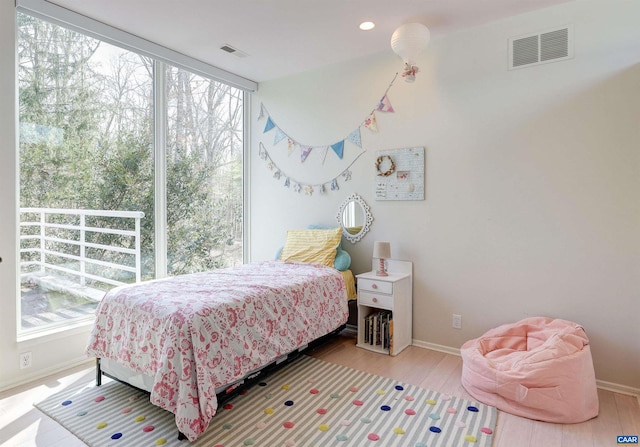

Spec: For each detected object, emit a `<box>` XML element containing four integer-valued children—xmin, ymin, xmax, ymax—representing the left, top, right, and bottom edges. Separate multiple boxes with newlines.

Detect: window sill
<box><xmin>17</xmin><ymin>318</ymin><xmax>94</xmax><ymax>345</ymax></box>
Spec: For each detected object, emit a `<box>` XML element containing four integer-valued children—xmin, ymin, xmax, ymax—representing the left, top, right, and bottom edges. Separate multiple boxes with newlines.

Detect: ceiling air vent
<box><xmin>219</xmin><ymin>44</ymin><xmax>248</xmax><ymax>58</ymax></box>
<box><xmin>509</xmin><ymin>25</ymin><xmax>572</xmax><ymax>70</ymax></box>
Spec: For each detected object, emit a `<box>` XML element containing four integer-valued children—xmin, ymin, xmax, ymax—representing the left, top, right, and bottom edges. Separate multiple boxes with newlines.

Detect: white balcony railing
<box><xmin>19</xmin><ymin>208</ymin><xmax>145</xmax><ymax>295</ymax></box>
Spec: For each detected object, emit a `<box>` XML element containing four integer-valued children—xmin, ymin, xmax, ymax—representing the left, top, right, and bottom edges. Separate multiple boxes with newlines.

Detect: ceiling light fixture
<box><xmin>359</xmin><ymin>21</ymin><xmax>375</xmax><ymax>31</ymax></box>
<box><xmin>390</xmin><ymin>23</ymin><xmax>431</xmax><ymax>82</ymax></box>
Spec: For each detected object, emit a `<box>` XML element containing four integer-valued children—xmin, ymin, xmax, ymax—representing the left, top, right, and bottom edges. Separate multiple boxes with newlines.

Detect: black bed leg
<box><xmin>96</xmin><ymin>358</ymin><xmax>102</xmax><ymax>386</ymax></box>
<box><xmin>177</xmin><ymin>431</ymin><xmax>187</xmax><ymax>441</ymax></box>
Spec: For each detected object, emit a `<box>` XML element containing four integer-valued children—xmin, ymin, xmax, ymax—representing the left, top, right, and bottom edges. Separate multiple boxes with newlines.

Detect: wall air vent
<box><xmin>219</xmin><ymin>44</ymin><xmax>248</xmax><ymax>58</ymax></box>
<box><xmin>509</xmin><ymin>25</ymin><xmax>572</xmax><ymax>70</ymax></box>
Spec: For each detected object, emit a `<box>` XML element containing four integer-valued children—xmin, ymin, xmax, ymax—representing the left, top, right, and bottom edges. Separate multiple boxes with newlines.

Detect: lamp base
<box><xmin>375</xmin><ymin>258</ymin><xmax>388</xmax><ymax>276</ymax></box>
<box><xmin>375</xmin><ymin>270</ymin><xmax>388</xmax><ymax>277</ymax></box>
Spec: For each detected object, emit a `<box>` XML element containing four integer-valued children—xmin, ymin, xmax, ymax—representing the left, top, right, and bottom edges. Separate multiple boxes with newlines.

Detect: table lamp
<box><xmin>373</xmin><ymin>241</ymin><xmax>391</xmax><ymax>276</ymax></box>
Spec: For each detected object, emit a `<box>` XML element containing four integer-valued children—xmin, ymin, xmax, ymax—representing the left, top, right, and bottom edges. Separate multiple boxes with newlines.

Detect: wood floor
<box><xmin>1</xmin><ymin>332</ymin><xmax>638</xmax><ymax>446</ymax></box>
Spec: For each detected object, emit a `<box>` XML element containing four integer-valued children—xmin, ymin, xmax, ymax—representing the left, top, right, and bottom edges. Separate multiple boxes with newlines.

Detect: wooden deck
<box><xmin>20</xmin><ymin>272</ymin><xmax>103</xmax><ymax>329</ymax></box>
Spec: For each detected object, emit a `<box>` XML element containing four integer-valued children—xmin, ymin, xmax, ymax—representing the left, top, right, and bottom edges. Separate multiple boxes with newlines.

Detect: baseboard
<box><xmin>596</xmin><ymin>379</ymin><xmax>640</xmax><ymax>398</ymax></box>
<box><xmin>0</xmin><ymin>356</ymin><xmax>94</xmax><ymax>393</ymax></box>
<box><xmin>411</xmin><ymin>339</ymin><xmax>640</xmax><ymax>398</ymax></box>
<box><xmin>342</xmin><ymin>324</ymin><xmax>357</xmax><ymax>337</ymax></box>
<box><xmin>412</xmin><ymin>339</ymin><xmax>461</xmax><ymax>357</ymax></box>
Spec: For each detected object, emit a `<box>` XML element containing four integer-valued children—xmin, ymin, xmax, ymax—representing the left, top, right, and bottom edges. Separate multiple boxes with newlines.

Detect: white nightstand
<box><xmin>356</xmin><ymin>259</ymin><xmax>412</xmax><ymax>356</ymax></box>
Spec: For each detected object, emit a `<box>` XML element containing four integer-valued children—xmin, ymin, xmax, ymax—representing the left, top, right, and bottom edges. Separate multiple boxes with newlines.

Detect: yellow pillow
<box><xmin>280</xmin><ymin>228</ymin><xmax>342</xmax><ymax>267</ymax></box>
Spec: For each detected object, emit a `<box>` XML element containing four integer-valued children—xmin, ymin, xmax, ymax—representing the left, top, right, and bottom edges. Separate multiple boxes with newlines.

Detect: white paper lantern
<box><xmin>390</xmin><ymin>23</ymin><xmax>430</xmax><ymax>66</ymax></box>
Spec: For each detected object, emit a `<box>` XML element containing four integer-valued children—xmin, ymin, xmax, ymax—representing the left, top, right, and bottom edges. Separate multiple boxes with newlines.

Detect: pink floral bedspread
<box><xmin>86</xmin><ymin>261</ymin><xmax>348</xmax><ymax>441</ymax></box>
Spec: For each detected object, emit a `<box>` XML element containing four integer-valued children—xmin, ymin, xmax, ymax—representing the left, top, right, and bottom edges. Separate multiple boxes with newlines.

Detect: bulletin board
<box><xmin>374</xmin><ymin>147</ymin><xmax>424</xmax><ymax>201</ymax></box>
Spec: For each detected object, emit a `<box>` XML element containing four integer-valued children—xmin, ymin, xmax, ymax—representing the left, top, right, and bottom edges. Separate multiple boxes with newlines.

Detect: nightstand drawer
<box><xmin>358</xmin><ymin>278</ymin><xmax>393</xmax><ymax>294</ymax></box>
<box><xmin>359</xmin><ymin>291</ymin><xmax>393</xmax><ymax>309</ymax></box>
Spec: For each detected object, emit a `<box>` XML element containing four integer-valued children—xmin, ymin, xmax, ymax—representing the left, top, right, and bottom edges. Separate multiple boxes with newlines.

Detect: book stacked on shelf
<box><xmin>363</xmin><ymin>310</ymin><xmax>394</xmax><ymax>354</ymax></box>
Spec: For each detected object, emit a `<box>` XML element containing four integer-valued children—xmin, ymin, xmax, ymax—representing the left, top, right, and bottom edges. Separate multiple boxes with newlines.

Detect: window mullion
<box><xmin>154</xmin><ymin>60</ymin><xmax>168</xmax><ymax>279</ymax></box>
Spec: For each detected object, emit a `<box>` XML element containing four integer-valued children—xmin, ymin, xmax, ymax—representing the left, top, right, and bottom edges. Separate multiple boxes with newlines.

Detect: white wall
<box><xmin>250</xmin><ymin>0</ymin><xmax>640</xmax><ymax>391</ymax></box>
<box><xmin>0</xmin><ymin>0</ymin><xmax>93</xmax><ymax>391</ymax></box>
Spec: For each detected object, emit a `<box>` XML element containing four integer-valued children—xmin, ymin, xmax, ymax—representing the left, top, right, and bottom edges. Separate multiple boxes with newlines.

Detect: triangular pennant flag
<box><xmin>348</xmin><ymin>128</ymin><xmax>362</xmax><ymax>148</ymax></box>
<box><xmin>258</xmin><ymin>143</ymin><xmax>268</xmax><ymax>160</ymax></box>
<box><xmin>263</xmin><ymin>117</ymin><xmax>275</xmax><ymax>133</ymax></box>
<box><xmin>330</xmin><ymin>178</ymin><xmax>339</xmax><ymax>191</ymax></box>
<box><xmin>320</xmin><ymin>146</ymin><xmax>329</xmax><ymax>165</ymax></box>
<box><xmin>284</xmin><ymin>177</ymin><xmax>290</xmax><ymax>188</ymax></box>
<box><xmin>258</xmin><ymin>103</ymin><xmax>266</xmax><ymax>120</ymax></box>
<box><xmin>363</xmin><ymin>112</ymin><xmax>378</xmax><ymax>132</ymax></box>
<box><xmin>274</xmin><ymin>128</ymin><xmax>287</xmax><ymax>145</ymax></box>
<box><xmin>376</xmin><ymin>94</ymin><xmax>395</xmax><ymax>113</ymax></box>
<box><xmin>330</xmin><ymin>141</ymin><xmax>345</xmax><ymax>159</ymax></box>
<box><xmin>300</xmin><ymin>146</ymin><xmax>312</xmax><ymax>163</ymax></box>
<box><xmin>287</xmin><ymin>139</ymin><xmax>295</xmax><ymax>156</ymax></box>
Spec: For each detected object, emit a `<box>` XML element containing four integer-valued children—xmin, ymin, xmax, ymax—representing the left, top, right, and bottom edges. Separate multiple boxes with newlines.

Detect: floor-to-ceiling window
<box><xmin>17</xmin><ymin>12</ymin><xmax>244</xmax><ymax>334</ymax></box>
<box><xmin>165</xmin><ymin>66</ymin><xmax>244</xmax><ymax>276</ymax></box>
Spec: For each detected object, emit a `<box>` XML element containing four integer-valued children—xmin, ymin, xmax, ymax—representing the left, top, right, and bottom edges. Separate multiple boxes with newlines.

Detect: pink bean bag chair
<box><xmin>460</xmin><ymin>316</ymin><xmax>599</xmax><ymax>423</ymax></box>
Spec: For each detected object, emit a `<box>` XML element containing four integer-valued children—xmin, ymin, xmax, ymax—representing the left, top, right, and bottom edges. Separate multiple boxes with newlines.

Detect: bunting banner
<box><xmin>330</xmin><ymin>141</ymin><xmax>345</xmax><ymax>159</ymax></box>
<box><xmin>259</xmin><ymin>143</ymin><xmax>364</xmax><ymax>196</ymax></box>
<box><xmin>263</xmin><ymin>117</ymin><xmax>275</xmax><ymax>133</ymax></box>
<box><xmin>347</xmin><ymin>129</ymin><xmax>362</xmax><ymax>148</ymax></box>
<box><xmin>258</xmin><ymin>73</ymin><xmax>398</xmax><ymax>164</ymax></box>
<box><xmin>287</xmin><ymin>138</ymin><xmax>295</xmax><ymax>156</ymax></box>
<box><xmin>321</xmin><ymin>146</ymin><xmax>330</xmax><ymax>164</ymax></box>
<box><xmin>363</xmin><ymin>112</ymin><xmax>378</xmax><ymax>132</ymax></box>
<box><xmin>274</xmin><ymin>128</ymin><xmax>287</xmax><ymax>145</ymax></box>
<box><xmin>300</xmin><ymin>146</ymin><xmax>313</xmax><ymax>163</ymax></box>
<box><xmin>376</xmin><ymin>94</ymin><xmax>395</xmax><ymax>113</ymax></box>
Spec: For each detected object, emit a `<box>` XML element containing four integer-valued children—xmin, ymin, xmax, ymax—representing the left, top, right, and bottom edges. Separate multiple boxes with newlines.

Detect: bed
<box><xmin>86</xmin><ymin>252</ymin><xmax>349</xmax><ymax>441</ymax></box>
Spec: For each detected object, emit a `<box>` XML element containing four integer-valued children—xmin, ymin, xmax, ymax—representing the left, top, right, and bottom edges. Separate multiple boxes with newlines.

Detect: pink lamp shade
<box><xmin>373</xmin><ymin>241</ymin><xmax>391</xmax><ymax>276</ymax></box>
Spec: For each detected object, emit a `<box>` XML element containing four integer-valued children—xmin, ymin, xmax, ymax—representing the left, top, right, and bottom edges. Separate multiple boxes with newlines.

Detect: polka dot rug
<box><xmin>35</xmin><ymin>356</ymin><xmax>496</xmax><ymax>446</ymax></box>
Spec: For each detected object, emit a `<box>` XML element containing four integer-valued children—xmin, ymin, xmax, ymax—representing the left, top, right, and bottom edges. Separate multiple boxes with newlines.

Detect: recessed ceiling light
<box><xmin>359</xmin><ymin>21</ymin><xmax>375</xmax><ymax>31</ymax></box>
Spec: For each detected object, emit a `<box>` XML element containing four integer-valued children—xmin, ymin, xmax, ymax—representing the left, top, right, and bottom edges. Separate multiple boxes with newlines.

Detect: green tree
<box><xmin>18</xmin><ymin>12</ymin><xmax>244</xmax><ymax>292</ymax></box>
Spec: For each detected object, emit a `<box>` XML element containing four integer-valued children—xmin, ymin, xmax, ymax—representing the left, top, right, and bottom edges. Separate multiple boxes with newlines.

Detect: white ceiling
<box><xmin>49</xmin><ymin>0</ymin><xmax>573</xmax><ymax>83</ymax></box>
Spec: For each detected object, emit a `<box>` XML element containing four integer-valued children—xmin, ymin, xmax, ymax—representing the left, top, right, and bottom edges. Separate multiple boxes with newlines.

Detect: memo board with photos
<box><xmin>374</xmin><ymin>147</ymin><xmax>424</xmax><ymax>201</ymax></box>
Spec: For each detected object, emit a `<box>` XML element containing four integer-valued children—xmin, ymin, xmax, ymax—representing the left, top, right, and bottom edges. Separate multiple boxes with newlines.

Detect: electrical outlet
<box><xmin>20</xmin><ymin>352</ymin><xmax>32</xmax><ymax>369</ymax></box>
<box><xmin>452</xmin><ymin>314</ymin><xmax>462</xmax><ymax>329</ymax></box>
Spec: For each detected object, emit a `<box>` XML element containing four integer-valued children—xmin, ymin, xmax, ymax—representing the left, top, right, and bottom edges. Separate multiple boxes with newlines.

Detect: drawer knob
<box><xmin>373</xmin><ymin>297</ymin><xmax>378</xmax><ymax>303</ymax></box>
<box><xmin>372</xmin><ymin>284</ymin><xmax>378</xmax><ymax>289</ymax></box>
